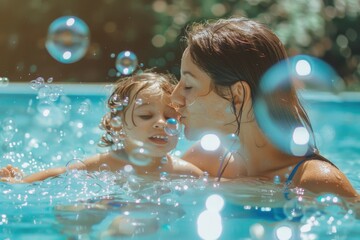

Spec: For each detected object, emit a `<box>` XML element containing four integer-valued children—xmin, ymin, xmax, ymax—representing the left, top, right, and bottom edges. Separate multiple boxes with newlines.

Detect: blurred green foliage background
<box><xmin>0</xmin><ymin>0</ymin><xmax>360</xmax><ymax>90</ymax></box>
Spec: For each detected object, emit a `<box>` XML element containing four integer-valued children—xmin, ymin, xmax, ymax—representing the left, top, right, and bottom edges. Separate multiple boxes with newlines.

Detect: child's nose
<box><xmin>153</xmin><ymin>118</ymin><xmax>166</xmax><ymax>129</ymax></box>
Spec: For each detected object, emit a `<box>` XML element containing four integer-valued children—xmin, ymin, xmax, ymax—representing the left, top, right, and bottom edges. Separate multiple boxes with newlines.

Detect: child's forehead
<box><xmin>133</xmin><ymin>88</ymin><xmax>172</xmax><ymax>105</ymax></box>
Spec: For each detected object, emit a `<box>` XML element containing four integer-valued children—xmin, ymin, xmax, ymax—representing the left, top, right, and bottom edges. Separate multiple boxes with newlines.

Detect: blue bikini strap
<box><xmin>283</xmin><ymin>159</ymin><xmax>308</xmax><ymax>200</ymax></box>
<box><xmin>285</xmin><ymin>159</ymin><xmax>308</xmax><ymax>185</ymax></box>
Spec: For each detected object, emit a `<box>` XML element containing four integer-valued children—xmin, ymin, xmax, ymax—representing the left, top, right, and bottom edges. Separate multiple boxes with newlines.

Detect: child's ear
<box><xmin>230</xmin><ymin>81</ymin><xmax>251</xmax><ymax>108</ymax></box>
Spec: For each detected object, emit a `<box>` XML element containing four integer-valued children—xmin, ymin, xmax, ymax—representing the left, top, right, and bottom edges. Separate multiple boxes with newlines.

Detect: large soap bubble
<box><xmin>46</xmin><ymin>16</ymin><xmax>90</xmax><ymax>64</ymax></box>
<box><xmin>253</xmin><ymin>55</ymin><xmax>345</xmax><ymax>157</ymax></box>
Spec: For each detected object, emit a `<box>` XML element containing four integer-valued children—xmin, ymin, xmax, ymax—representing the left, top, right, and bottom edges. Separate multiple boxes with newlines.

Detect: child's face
<box><xmin>122</xmin><ymin>89</ymin><xmax>179</xmax><ymax>157</ymax></box>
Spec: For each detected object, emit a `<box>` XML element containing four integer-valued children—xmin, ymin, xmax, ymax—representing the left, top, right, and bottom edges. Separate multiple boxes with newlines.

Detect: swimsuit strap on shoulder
<box><xmin>285</xmin><ymin>159</ymin><xmax>308</xmax><ymax>185</ymax></box>
<box><xmin>283</xmin><ymin>154</ymin><xmax>338</xmax><ymax>200</ymax></box>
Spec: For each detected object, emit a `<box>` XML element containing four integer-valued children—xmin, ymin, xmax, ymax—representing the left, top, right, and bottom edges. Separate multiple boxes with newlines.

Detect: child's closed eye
<box><xmin>138</xmin><ymin>115</ymin><xmax>153</xmax><ymax>120</ymax></box>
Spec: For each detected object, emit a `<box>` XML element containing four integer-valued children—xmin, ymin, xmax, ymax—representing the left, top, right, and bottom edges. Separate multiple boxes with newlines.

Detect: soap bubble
<box><xmin>164</xmin><ymin>118</ymin><xmax>180</xmax><ymax>136</ymax></box>
<box><xmin>30</xmin><ymin>77</ymin><xmax>45</xmax><ymax>90</ymax></box>
<box><xmin>253</xmin><ymin>55</ymin><xmax>344</xmax><ymax>156</ymax></box>
<box><xmin>115</xmin><ymin>51</ymin><xmax>138</xmax><ymax>75</ymax></box>
<box><xmin>46</xmin><ymin>16</ymin><xmax>90</xmax><ymax>64</ymax></box>
<box><xmin>0</xmin><ymin>77</ymin><xmax>9</xmax><ymax>87</ymax></box>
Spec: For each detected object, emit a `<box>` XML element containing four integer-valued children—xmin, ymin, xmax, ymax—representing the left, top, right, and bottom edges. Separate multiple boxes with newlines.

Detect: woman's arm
<box><xmin>171</xmin><ymin>156</ymin><xmax>203</xmax><ymax>177</ymax></box>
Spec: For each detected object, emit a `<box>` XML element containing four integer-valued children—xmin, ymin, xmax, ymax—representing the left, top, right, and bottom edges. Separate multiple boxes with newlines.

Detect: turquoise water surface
<box><xmin>1</xmin><ymin>83</ymin><xmax>360</xmax><ymax>239</ymax></box>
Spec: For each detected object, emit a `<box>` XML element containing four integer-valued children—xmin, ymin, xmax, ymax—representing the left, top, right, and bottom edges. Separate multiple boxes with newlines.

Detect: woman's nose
<box><xmin>170</xmin><ymin>84</ymin><xmax>185</xmax><ymax>109</ymax></box>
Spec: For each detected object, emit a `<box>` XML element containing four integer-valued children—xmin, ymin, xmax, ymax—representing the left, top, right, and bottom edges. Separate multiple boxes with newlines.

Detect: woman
<box><xmin>171</xmin><ymin>17</ymin><xmax>358</xmax><ymax>197</ymax></box>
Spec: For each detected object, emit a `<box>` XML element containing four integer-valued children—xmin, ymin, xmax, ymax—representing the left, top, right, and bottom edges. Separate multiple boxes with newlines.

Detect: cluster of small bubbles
<box><xmin>196</xmin><ymin>172</ymin><xmax>209</xmax><ymax>190</ymax></box>
<box><xmin>0</xmin><ymin>77</ymin><xmax>9</xmax><ymax>87</ymax></box>
<box><xmin>110</xmin><ymin>116</ymin><xmax>122</xmax><ymax>128</ymax></box>
<box><xmin>30</xmin><ymin>77</ymin><xmax>66</xmax><ymax>127</ymax></box>
<box><xmin>283</xmin><ymin>196</ymin><xmax>305</xmax><ymax>220</ymax></box>
<box><xmin>69</xmin><ymin>120</ymin><xmax>86</xmax><ymax>138</ymax></box>
<box><xmin>164</xmin><ymin>118</ymin><xmax>180</xmax><ymax>136</ymax></box>
<box><xmin>158</xmin><ymin>194</ymin><xmax>179</xmax><ymax>207</ymax></box>
<box><xmin>45</xmin><ymin>16</ymin><xmax>90</xmax><ymax>64</ymax></box>
<box><xmin>128</xmin><ymin>147</ymin><xmax>152</xmax><ymax>166</ymax></box>
<box><xmin>122</xmin><ymin>175</ymin><xmax>141</xmax><ymax>192</ymax></box>
<box><xmin>77</xmin><ymin>99</ymin><xmax>91</xmax><ymax>115</ymax></box>
<box><xmin>36</xmin><ymin>100</ymin><xmax>52</xmax><ymax>116</ymax></box>
<box><xmin>135</xmin><ymin>98</ymin><xmax>143</xmax><ymax>105</ymax></box>
<box><xmin>59</xmin><ymin>95</ymin><xmax>72</xmax><ymax>114</ymax></box>
<box><xmin>30</xmin><ymin>77</ymin><xmax>45</xmax><ymax>90</ymax></box>
<box><xmin>315</xmin><ymin>193</ymin><xmax>352</xmax><ymax>217</ymax></box>
<box><xmin>109</xmin><ymin>94</ymin><xmax>130</xmax><ymax>115</ymax></box>
<box><xmin>111</xmin><ymin>140</ymin><xmax>125</xmax><ymax>151</ymax></box>
<box><xmin>299</xmin><ymin>193</ymin><xmax>355</xmax><ymax>239</ymax></box>
<box><xmin>115</xmin><ymin>51</ymin><xmax>138</xmax><ymax>75</ymax></box>
<box><xmin>1</xmin><ymin>118</ymin><xmax>17</xmax><ymax>142</ymax></box>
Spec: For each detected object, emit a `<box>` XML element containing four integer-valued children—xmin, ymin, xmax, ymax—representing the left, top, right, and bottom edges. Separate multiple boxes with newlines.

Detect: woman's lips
<box><xmin>179</xmin><ymin>116</ymin><xmax>186</xmax><ymax>123</ymax></box>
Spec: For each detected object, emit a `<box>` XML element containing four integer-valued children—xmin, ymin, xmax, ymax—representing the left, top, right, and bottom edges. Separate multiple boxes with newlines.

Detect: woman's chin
<box><xmin>184</xmin><ymin>127</ymin><xmax>204</xmax><ymax>141</ymax></box>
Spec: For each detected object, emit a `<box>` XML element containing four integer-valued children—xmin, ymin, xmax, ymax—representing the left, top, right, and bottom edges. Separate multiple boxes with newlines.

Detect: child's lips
<box><xmin>149</xmin><ymin>135</ymin><xmax>169</xmax><ymax>145</ymax></box>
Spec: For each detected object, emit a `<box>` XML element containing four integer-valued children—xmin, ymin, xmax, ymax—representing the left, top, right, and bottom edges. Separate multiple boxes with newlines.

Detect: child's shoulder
<box><xmin>84</xmin><ymin>150</ymin><xmax>128</xmax><ymax>172</ymax></box>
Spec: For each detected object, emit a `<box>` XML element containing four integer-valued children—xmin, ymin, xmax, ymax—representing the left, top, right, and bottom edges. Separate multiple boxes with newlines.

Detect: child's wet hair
<box><xmin>98</xmin><ymin>70</ymin><xmax>177</xmax><ymax>147</ymax></box>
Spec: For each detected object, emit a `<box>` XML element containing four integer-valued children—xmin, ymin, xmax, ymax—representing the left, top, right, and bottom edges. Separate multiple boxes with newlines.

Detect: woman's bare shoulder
<box><xmin>170</xmin><ymin>155</ymin><xmax>203</xmax><ymax>177</ymax></box>
<box><xmin>295</xmin><ymin>159</ymin><xmax>358</xmax><ymax>198</ymax></box>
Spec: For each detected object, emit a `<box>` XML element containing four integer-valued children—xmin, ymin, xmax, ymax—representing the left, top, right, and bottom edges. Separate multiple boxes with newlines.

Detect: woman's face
<box><xmin>171</xmin><ymin>48</ymin><xmax>238</xmax><ymax>140</ymax></box>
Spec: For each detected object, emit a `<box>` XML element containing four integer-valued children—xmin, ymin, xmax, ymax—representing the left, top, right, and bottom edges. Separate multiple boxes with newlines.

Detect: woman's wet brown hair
<box><xmin>184</xmin><ymin>17</ymin><xmax>316</xmax><ymax>153</ymax></box>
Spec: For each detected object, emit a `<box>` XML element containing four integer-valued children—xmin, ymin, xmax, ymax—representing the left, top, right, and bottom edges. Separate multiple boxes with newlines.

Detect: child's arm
<box><xmin>21</xmin><ymin>167</ymin><xmax>67</xmax><ymax>183</ymax></box>
<box><xmin>1</xmin><ymin>153</ymin><xmax>107</xmax><ymax>183</ymax></box>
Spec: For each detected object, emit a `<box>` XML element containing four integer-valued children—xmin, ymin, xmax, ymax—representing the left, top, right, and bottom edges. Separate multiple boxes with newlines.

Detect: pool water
<box><xmin>1</xmin><ymin>83</ymin><xmax>360</xmax><ymax>239</ymax></box>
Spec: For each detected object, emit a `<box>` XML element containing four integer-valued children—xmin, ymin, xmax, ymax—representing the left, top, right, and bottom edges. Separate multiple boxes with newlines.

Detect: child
<box><xmin>0</xmin><ymin>70</ymin><xmax>203</xmax><ymax>183</ymax></box>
